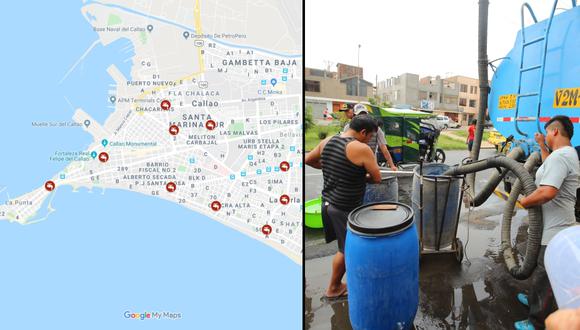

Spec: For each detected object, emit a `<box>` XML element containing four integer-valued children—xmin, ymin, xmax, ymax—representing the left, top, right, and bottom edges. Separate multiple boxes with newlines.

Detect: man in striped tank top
<box><xmin>341</xmin><ymin>103</ymin><xmax>397</xmax><ymax>171</ymax></box>
<box><xmin>306</xmin><ymin>115</ymin><xmax>382</xmax><ymax>299</ymax></box>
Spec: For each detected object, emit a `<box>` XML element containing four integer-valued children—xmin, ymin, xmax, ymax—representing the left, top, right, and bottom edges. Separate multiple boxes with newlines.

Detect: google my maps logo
<box><xmin>124</xmin><ymin>311</ymin><xmax>182</xmax><ymax>320</ymax></box>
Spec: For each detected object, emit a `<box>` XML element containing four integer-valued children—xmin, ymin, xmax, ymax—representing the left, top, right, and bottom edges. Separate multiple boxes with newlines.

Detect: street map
<box><xmin>0</xmin><ymin>1</ymin><xmax>302</xmax><ymax>329</ymax></box>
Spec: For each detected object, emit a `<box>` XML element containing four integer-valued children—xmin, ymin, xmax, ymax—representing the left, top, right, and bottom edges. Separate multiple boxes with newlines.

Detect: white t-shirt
<box><xmin>535</xmin><ymin>146</ymin><xmax>580</xmax><ymax>245</ymax></box>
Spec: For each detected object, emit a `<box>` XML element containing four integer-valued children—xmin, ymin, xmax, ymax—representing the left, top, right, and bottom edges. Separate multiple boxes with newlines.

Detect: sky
<box><xmin>306</xmin><ymin>0</ymin><xmax>567</xmax><ymax>82</ymax></box>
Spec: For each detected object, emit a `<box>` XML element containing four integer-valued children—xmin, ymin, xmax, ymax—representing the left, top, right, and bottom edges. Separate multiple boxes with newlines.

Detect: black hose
<box><xmin>444</xmin><ymin>155</ymin><xmax>542</xmax><ymax>279</ymax></box>
<box><xmin>501</xmin><ymin>152</ymin><xmax>542</xmax><ymax>279</ymax></box>
<box><xmin>470</xmin><ymin>147</ymin><xmax>524</xmax><ymax>207</ymax></box>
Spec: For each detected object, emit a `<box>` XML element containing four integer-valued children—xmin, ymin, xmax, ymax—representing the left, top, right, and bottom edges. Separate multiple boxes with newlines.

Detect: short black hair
<box><xmin>471</xmin><ymin>119</ymin><xmax>477</xmax><ymax>125</ymax></box>
<box><xmin>545</xmin><ymin>115</ymin><xmax>574</xmax><ymax>138</ymax></box>
<box><xmin>349</xmin><ymin>114</ymin><xmax>378</xmax><ymax>133</ymax></box>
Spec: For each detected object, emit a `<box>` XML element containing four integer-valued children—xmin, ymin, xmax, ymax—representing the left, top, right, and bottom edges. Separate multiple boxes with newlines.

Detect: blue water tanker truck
<box><xmin>489</xmin><ymin>1</ymin><xmax>580</xmax><ymax>152</ymax></box>
<box><xmin>444</xmin><ymin>0</ymin><xmax>580</xmax><ymax>280</ymax></box>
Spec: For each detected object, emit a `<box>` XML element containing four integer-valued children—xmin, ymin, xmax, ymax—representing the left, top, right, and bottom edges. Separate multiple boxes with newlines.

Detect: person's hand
<box><xmin>546</xmin><ymin>307</ymin><xmax>580</xmax><ymax>330</ymax></box>
<box><xmin>390</xmin><ymin>165</ymin><xmax>398</xmax><ymax>172</ymax></box>
<box><xmin>535</xmin><ymin>132</ymin><xmax>546</xmax><ymax>146</ymax></box>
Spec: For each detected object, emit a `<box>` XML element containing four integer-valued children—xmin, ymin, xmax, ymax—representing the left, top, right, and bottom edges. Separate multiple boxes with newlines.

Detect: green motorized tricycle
<box><xmin>360</xmin><ymin>105</ymin><xmax>446</xmax><ymax>165</ymax></box>
<box><xmin>304</xmin><ymin>104</ymin><xmax>446</xmax><ymax>229</ymax></box>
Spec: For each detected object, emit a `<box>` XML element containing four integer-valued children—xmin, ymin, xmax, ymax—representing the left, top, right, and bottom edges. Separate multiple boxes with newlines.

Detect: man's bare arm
<box><xmin>539</xmin><ymin>144</ymin><xmax>550</xmax><ymax>163</ymax></box>
<box><xmin>379</xmin><ymin>144</ymin><xmax>397</xmax><ymax>171</ymax></box>
<box><xmin>534</xmin><ymin>132</ymin><xmax>550</xmax><ymax>162</ymax></box>
<box><xmin>305</xmin><ymin>137</ymin><xmax>331</xmax><ymax>169</ymax></box>
<box><xmin>520</xmin><ymin>185</ymin><xmax>559</xmax><ymax>208</ymax></box>
<box><xmin>360</xmin><ymin>146</ymin><xmax>381</xmax><ymax>183</ymax></box>
<box><xmin>546</xmin><ymin>308</ymin><xmax>580</xmax><ymax>330</ymax></box>
<box><xmin>346</xmin><ymin>141</ymin><xmax>381</xmax><ymax>183</ymax></box>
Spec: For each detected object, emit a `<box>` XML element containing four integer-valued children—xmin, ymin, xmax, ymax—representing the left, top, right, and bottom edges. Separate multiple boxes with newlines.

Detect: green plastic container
<box><xmin>305</xmin><ymin>197</ymin><xmax>324</xmax><ymax>229</ymax></box>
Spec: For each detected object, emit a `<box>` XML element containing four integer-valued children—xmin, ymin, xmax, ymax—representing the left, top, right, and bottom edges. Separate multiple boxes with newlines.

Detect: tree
<box><xmin>369</xmin><ymin>97</ymin><xmax>391</xmax><ymax>108</ymax></box>
<box><xmin>305</xmin><ymin>105</ymin><xmax>314</xmax><ymax>130</ymax></box>
<box><xmin>338</xmin><ymin>111</ymin><xmax>349</xmax><ymax>128</ymax></box>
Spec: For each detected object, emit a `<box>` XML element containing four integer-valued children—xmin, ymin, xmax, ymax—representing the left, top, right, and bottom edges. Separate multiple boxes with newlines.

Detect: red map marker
<box><xmin>280</xmin><ymin>194</ymin><xmax>290</xmax><ymax>205</ymax></box>
<box><xmin>169</xmin><ymin>125</ymin><xmax>179</xmax><ymax>135</ymax></box>
<box><xmin>262</xmin><ymin>224</ymin><xmax>272</xmax><ymax>237</ymax></box>
<box><xmin>161</xmin><ymin>100</ymin><xmax>171</xmax><ymax>110</ymax></box>
<box><xmin>98</xmin><ymin>152</ymin><xmax>109</xmax><ymax>163</ymax></box>
<box><xmin>280</xmin><ymin>161</ymin><xmax>290</xmax><ymax>172</ymax></box>
<box><xmin>44</xmin><ymin>180</ymin><xmax>56</xmax><ymax>192</ymax></box>
<box><xmin>205</xmin><ymin>120</ymin><xmax>216</xmax><ymax>130</ymax></box>
<box><xmin>166</xmin><ymin>182</ymin><xmax>176</xmax><ymax>192</ymax></box>
<box><xmin>211</xmin><ymin>201</ymin><xmax>222</xmax><ymax>211</ymax></box>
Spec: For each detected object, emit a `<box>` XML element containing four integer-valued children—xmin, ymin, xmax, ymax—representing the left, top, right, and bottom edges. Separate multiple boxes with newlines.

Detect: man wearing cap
<box><xmin>340</xmin><ymin>104</ymin><xmax>397</xmax><ymax>171</ymax></box>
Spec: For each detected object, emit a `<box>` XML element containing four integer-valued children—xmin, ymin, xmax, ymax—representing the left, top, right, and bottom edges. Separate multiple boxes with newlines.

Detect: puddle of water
<box><xmin>305</xmin><ymin>151</ymin><xmax>535</xmax><ymax>329</ymax></box>
<box><xmin>473</xmin><ymin>280</ymin><xmax>491</xmax><ymax>302</ymax></box>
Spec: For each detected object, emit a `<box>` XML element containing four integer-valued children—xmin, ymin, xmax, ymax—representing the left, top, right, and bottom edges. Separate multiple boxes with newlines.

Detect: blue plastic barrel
<box><xmin>346</xmin><ymin>202</ymin><xmax>419</xmax><ymax>330</ymax></box>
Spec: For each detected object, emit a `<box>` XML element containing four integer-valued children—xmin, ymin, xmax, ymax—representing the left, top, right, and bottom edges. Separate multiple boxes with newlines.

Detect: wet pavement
<box><xmin>305</xmin><ymin>149</ymin><xmax>536</xmax><ymax>329</ymax></box>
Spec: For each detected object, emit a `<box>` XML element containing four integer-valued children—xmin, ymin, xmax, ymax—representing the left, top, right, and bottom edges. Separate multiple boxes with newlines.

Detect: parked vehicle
<box><xmin>424</xmin><ymin>115</ymin><xmax>451</xmax><ymax>130</ymax></box>
<box><xmin>356</xmin><ymin>105</ymin><xmax>436</xmax><ymax>164</ymax></box>
<box><xmin>448</xmin><ymin>119</ymin><xmax>461</xmax><ymax>128</ymax></box>
<box><xmin>487</xmin><ymin>129</ymin><xmax>509</xmax><ymax>151</ymax></box>
<box><xmin>419</xmin><ymin>123</ymin><xmax>446</xmax><ymax>163</ymax></box>
<box><xmin>436</xmin><ymin>115</ymin><xmax>450</xmax><ymax>129</ymax></box>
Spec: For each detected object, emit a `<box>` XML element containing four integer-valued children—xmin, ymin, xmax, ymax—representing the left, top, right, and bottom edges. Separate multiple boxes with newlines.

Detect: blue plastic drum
<box><xmin>346</xmin><ymin>202</ymin><xmax>419</xmax><ymax>330</ymax></box>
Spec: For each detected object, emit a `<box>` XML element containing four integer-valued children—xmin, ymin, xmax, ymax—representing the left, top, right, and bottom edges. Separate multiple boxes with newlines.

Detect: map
<box><xmin>0</xmin><ymin>1</ymin><xmax>302</xmax><ymax>329</ymax></box>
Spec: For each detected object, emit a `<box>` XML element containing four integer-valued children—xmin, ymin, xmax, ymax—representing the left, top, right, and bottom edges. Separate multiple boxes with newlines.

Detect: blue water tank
<box><xmin>346</xmin><ymin>202</ymin><xmax>419</xmax><ymax>330</ymax></box>
<box><xmin>489</xmin><ymin>4</ymin><xmax>580</xmax><ymax>147</ymax></box>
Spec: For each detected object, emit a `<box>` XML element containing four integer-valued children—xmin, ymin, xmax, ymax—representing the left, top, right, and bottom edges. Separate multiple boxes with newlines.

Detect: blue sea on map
<box><xmin>0</xmin><ymin>2</ymin><xmax>301</xmax><ymax>329</ymax></box>
<box><xmin>0</xmin><ymin>0</ymin><xmax>132</xmax><ymax>199</ymax></box>
<box><xmin>0</xmin><ymin>187</ymin><xmax>302</xmax><ymax>330</ymax></box>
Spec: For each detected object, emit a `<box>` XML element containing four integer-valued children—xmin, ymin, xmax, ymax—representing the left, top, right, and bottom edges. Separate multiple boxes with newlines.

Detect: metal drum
<box><xmin>346</xmin><ymin>202</ymin><xmax>419</xmax><ymax>330</ymax></box>
<box><xmin>411</xmin><ymin>163</ymin><xmax>461</xmax><ymax>250</ymax></box>
<box><xmin>363</xmin><ymin>174</ymin><xmax>398</xmax><ymax>204</ymax></box>
<box><xmin>397</xmin><ymin>164</ymin><xmax>418</xmax><ymax>206</ymax></box>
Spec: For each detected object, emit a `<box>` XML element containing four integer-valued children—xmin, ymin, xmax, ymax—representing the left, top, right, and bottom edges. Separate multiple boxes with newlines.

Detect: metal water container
<box><xmin>397</xmin><ymin>164</ymin><xmax>419</xmax><ymax>206</ymax></box>
<box><xmin>363</xmin><ymin>173</ymin><xmax>398</xmax><ymax>204</ymax></box>
<box><xmin>411</xmin><ymin>163</ymin><xmax>461</xmax><ymax>250</ymax></box>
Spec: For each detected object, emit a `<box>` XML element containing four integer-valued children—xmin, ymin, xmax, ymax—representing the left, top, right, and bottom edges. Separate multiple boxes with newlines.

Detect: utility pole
<box><xmin>375</xmin><ymin>74</ymin><xmax>378</xmax><ymax>98</ymax></box>
<box><xmin>323</xmin><ymin>60</ymin><xmax>334</xmax><ymax>78</ymax></box>
<box><xmin>357</xmin><ymin>44</ymin><xmax>361</xmax><ymax>97</ymax></box>
<box><xmin>467</xmin><ymin>0</ymin><xmax>490</xmax><ymax>199</ymax></box>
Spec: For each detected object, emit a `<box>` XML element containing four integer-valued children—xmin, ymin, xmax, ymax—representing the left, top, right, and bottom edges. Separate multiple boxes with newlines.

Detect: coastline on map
<box><xmin>7</xmin><ymin>183</ymin><xmax>302</xmax><ymax>264</ymax></box>
<box><xmin>0</xmin><ymin>0</ymin><xmax>134</xmax><ymax>200</ymax></box>
<box><xmin>0</xmin><ymin>0</ymin><xmax>302</xmax><ymax>264</ymax></box>
<box><xmin>0</xmin><ymin>186</ymin><xmax>302</xmax><ymax>329</ymax></box>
